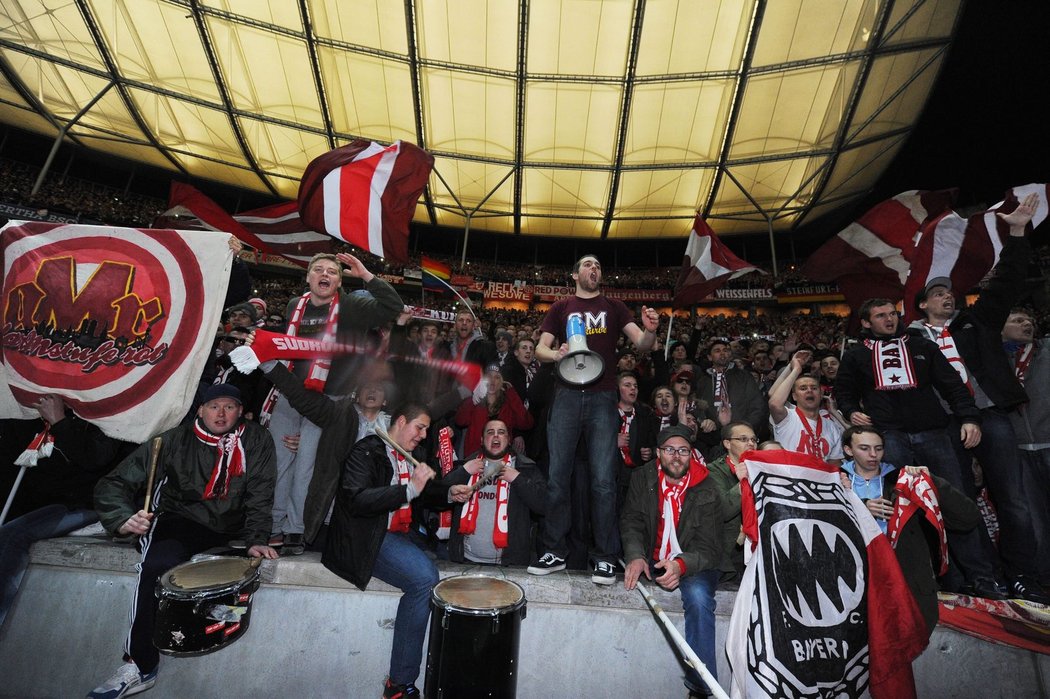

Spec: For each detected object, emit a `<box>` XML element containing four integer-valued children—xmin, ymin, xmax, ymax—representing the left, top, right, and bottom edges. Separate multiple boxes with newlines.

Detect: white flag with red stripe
<box><xmin>902</xmin><ymin>183</ymin><xmax>1049</xmax><ymax>320</ymax></box>
<box><xmin>801</xmin><ymin>190</ymin><xmax>955</xmax><ymax>311</ymax></box>
<box><xmin>727</xmin><ymin>449</ymin><xmax>927</xmax><ymax>699</ymax></box>
<box><xmin>159</xmin><ymin>182</ymin><xmax>332</xmax><ymax>267</ymax></box>
<box><xmin>298</xmin><ymin>140</ymin><xmax>433</xmax><ymax>265</ymax></box>
<box><xmin>673</xmin><ymin>216</ymin><xmax>762</xmax><ymax>306</ymax></box>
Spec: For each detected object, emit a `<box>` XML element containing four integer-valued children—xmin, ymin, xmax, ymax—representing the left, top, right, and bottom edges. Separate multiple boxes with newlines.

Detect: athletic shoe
<box><xmin>526</xmin><ymin>552</ymin><xmax>566</xmax><ymax>575</ymax></box>
<box><xmin>267</xmin><ymin>533</ymin><xmax>284</xmax><ymax>547</ymax></box>
<box><xmin>969</xmin><ymin>576</ymin><xmax>1008</xmax><ymax>601</ymax></box>
<box><xmin>591</xmin><ymin>560</ymin><xmax>616</xmax><ymax>585</ymax></box>
<box><xmin>382</xmin><ymin>678</ymin><xmax>420</xmax><ymax>698</ymax></box>
<box><xmin>1009</xmin><ymin>575</ymin><xmax>1050</xmax><ymax>605</ymax></box>
<box><xmin>86</xmin><ymin>662</ymin><xmax>157</xmax><ymax>699</ymax></box>
<box><xmin>283</xmin><ymin>533</ymin><xmax>305</xmax><ymax>556</ymax></box>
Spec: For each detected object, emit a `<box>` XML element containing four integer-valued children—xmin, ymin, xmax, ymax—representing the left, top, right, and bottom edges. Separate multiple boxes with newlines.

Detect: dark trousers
<box><xmin>127</xmin><ymin>513</ymin><xmax>228</xmax><ymax>673</ymax></box>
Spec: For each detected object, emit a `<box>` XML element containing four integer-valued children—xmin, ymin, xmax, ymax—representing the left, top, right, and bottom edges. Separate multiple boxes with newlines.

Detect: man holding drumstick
<box><xmin>322</xmin><ymin>403</ymin><xmax>464</xmax><ymax>699</ymax></box>
<box><xmin>88</xmin><ymin>384</ymin><xmax>277</xmax><ymax>699</ymax></box>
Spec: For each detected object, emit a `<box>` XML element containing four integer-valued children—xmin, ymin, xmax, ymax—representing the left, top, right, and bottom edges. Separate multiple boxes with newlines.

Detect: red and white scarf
<box><xmin>458</xmin><ymin>454</ymin><xmax>512</xmax><ymax>549</ymax></box>
<box><xmin>15</xmin><ymin>423</ymin><xmax>55</xmax><ymax>467</ymax></box>
<box><xmin>794</xmin><ymin>406</ymin><xmax>827</xmax><ymax>460</ymax></box>
<box><xmin>865</xmin><ymin>337</ymin><xmax>917</xmax><ymax>390</ymax></box>
<box><xmin>923</xmin><ymin>322</ymin><xmax>973</xmax><ymax>394</ymax></box>
<box><xmin>194</xmin><ymin>420</ymin><xmax>246</xmax><ymax>500</ymax></box>
<box><xmin>655</xmin><ymin>467</ymin><xmax>689</xmax><ymax>561</ymax></box>
<box><xmin>619</xmin><ymin>409</ymin><xmax>635</xmax><ymax>467</ymax></box>
<box><xmin>258</xmin><ymin>293</ymin><xmax>339</xmax><ymax>425</ymax></box>
<box><xmin>710</xmin><ymin>368</ymin><xmax>730</xmax><ymax>407</ymax></box>
<box><xmin>888</xmin><ymin>469</ymin><xmax>948</xmax><ymax>576</ymax></box>
<box><xmin>435</xmin><ymin>427</ymin><xmax>458</xmax><ymax>540</ymax></box>
<box><xmin>388</xmin><ymin>449</ymin><xmax>413</xmax><ymax>533</ymax></box>
<box><xmin>1014</xmin><ymin>343</ymin><xmax>1034</xmax><ymax>386</ymax></box>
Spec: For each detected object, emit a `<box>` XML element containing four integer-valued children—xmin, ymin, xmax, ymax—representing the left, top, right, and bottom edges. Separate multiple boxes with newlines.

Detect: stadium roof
<box><xmin>0</xmin><ymin>0</ymin><xmax>962</xmax><ymax>240</ymax></box>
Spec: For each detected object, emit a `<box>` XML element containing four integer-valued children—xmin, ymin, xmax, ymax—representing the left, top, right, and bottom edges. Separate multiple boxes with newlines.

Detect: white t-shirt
<box><xmin>772</xmin><ymin>406</ymin><xmax>844</xmax><ymax>462</ymax></box>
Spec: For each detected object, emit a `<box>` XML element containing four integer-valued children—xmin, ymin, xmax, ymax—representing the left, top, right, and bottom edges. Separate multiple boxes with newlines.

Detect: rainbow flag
<box><xmin>421</xmin><ymin>256</ymin><xmax>450</xmax><ymax>292</ymax></box>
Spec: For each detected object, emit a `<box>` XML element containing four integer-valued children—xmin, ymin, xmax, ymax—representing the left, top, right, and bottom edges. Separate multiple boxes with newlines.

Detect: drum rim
<box><xmin>158</xmin><ymin>556</ymin><xmax>260</xmax><ymax>597</ymax></box>
<box><xmin>431</xmin><ymin>574</ymin><xmax>525</xmax><ymax>614</ymax></box>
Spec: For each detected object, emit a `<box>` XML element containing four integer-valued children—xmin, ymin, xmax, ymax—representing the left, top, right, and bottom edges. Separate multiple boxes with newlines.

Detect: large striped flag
<box><xmin>298</xmin><ymin>140</ymin><xmax>434</xmax><ymax>265</ymax></box>
<box><xmin>673</xmin><ymin>216</ymin><xmax>761</xmax><ymax>306</ymax></box>
<box><xmin>160</xmin><ymin>182</ymin><xmax>332</xmax><ymax>267</ymax></box>
<box><xmin>421</xmin><ymin>256</ymin><xmax>451</xmax><ymax>293</ymax></box>
<box><xmin>727</xmin><ymin>450</ymin><xmax>927</xmax><ymax>699</ymax></box>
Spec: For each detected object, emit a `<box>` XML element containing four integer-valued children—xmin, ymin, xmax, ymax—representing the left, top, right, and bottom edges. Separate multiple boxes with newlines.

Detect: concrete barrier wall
<box><xmin>0</xmin><ymin>537</ymin><xmax>1045</xmax><ymax>699</ymax></box>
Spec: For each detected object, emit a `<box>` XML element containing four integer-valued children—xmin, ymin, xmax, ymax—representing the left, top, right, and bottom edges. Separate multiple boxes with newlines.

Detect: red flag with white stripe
<box><xmin>673</xmin><ymin>216</ymin><xmax>761</xmax><ymax>306</ymax></box>
<box><xmin>298</xmin><ymin>140</ymin><xmax>434</xmax><ymax>265</ymax></box>
<box><xmin>801</xmin><ymin>190</ymin><xmax>956</xmax><ymax>311</ymax></box>
<box><xmin>902</xmin><ymin>183</ymin><xmax>1049</xmax><ymax>320</ymax></box>
<box><xmin>159</xmin><ymin>182</ymin><xmax>332</xmax><ymax>267</ymax></box>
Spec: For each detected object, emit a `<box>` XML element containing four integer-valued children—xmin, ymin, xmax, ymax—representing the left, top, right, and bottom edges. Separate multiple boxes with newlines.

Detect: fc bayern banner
<box><xmin>0</xmin><ymin>222</ymin><xmax>233</xmax><ymax>442</ymax></box>
<box><xmin>727</xmin><ymin>450</ymin><xmax>926</xmax><ymax>699</ymax></box>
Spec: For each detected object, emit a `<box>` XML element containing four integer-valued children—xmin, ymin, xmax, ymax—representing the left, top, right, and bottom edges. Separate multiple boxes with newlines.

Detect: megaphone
<box><xmin>556</xmin><ymin>315</ymin><xmax>604</xmax><ymax>386</ymax></box>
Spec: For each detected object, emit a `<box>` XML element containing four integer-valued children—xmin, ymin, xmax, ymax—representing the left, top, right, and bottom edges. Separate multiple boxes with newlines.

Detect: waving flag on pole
<box><xmin>727</xmin><ymin>450</ymin><xmax>927</xmax><ymax>699</ymax></box>
<box><xmin>673</xmin><ymin>216</ymin><xmax>761</xmax><ymax>306</ymax></box>
<box><xmin>421</xmin><ymin>256</ymin><xmax>451</xmax><ymax>293</ymax></box>
<box><xmin>298</xmin><ymin>140</ymin><xmax>434</xmax><ymax>265</ymax></box>
<box><xmin>159</xmin><ymin>182</ymin><xmax>332</xmax><ymax>267</ymax></box>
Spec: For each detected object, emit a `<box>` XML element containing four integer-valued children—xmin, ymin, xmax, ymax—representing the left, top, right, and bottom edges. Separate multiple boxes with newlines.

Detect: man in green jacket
<box><xmin>89</xmin><ymin>385</ymin><xmax>277</xmax><ymax>699</ymax></box>
<box><xmin>706</xmin><ymin>421</ymin><xmax>758</xmax><ymax>583</ymax></box>
<box><xmin>622</xmin><ymin>425</ymin><xmax>725</xmax><ymax>698</ymax></box>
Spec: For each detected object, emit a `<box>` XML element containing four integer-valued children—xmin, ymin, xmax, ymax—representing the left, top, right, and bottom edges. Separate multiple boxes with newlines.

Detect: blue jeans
<box><xmin>951</xmin><ymin>409</ymin><xmax>1038</xmax><ymax>577</ymax></box>
<box><xmin>0</xmin><ymin>505</ymin><xmax>98</xmax><ymax>628</ymax></box>
<box><xmin>882</xmin><ymin>428</ymin><xmax>997</xmax><ymax>581</ymax></box>
<box><xmin>647</xmin><ymin>563</ymin><xmax>718</xmax><ymax>693</ymax></box>
<box><xmin>370</xmin><ymin>532</ymin><xmax>439</xmax><ymax>686</ymax></box>
<box><xmin>542</xmin><ymin>387</ymin><xmax>620</xmax><ymax>563</ymax></box>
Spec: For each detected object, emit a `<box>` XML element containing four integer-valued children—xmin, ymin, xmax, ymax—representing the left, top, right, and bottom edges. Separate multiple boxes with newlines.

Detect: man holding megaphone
<box><xmin>527</xmin><ymin>254</ymin><xmax>659</xmax><ymax>585</ymax></box>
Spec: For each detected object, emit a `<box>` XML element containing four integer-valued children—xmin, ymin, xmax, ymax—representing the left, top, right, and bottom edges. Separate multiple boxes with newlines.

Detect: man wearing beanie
<box><xmin>621</xmin><ymin>425</ymin><xmax>725</xmax><ymax>698</ymax></box>
<box><xmin>88</xmin><ymin>385</ymin><xmax>278</xmax><ymax>698</ymax></box>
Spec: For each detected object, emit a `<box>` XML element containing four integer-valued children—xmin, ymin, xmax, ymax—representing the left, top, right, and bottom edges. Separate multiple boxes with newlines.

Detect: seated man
<box><xmin>622</xmin><ymin>426</ymin><xmax>725</xmax><ymax>698</ymax></box>
<box><xmin>322</xmin><ymin>404</ymin><xmax>456</xmax><ymax>699</ymax></box>
<box><xmin>446</xmin><ymin>419</ymin><xmax>547</xmax><ymax>566</ymax></box>
<box><xmin>840</xmin><ymin>425</ymin><xmax>980</xmax><ymax>636</ymax></box>
<box><xmin>89</xmin><ymin>385</ymin><xmax>278</xmax><ymax>699</ymax></box>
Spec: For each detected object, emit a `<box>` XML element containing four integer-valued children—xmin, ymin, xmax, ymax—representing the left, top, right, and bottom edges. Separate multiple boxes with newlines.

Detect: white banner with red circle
<box><xmin>1</xmin><ymin>222</ymin><xmax>233</xmax><ymax>442</ymax></box>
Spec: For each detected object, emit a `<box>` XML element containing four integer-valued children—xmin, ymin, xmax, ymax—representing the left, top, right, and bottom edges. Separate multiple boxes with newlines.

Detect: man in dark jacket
<box><xmin>322</xmin><ymin>403</ymin><xmax>457</xmax><ymax>699</ymax></box>
<box><xmin>907</xmin><ymin>191</ymin><xmax>1046</xmax><ymax>602</ymax></box>
<box><xmin>834</xmin><ymin>298</ymin><xmax>1004</xmax><ymax>599</ymax></box>
<box><xmin>445</xmin><ymin>419</ymin><xmax>547</xmax><ymax>566</ymax></box>
<box><xmin>89</xmin><ymin>385</ymin><xmax>277</xmax><ymax>699</ymax></box>
<box><xmin>621</xmin><ymin>425</ymin><xmax>725</xmax><ymax>698</ymax></box>
<box><xmin>694</xmin><ymin>339</ymin><xmax>767</xmax><ymax>442</ymax></box>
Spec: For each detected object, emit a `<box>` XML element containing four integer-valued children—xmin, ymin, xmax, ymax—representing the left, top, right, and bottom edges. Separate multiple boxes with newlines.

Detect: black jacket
<box><xmin>442</xmin><ymin>452</ymin><xmax>547</xmax><ymax>566</ymax></box>
<box><xmin>834</xmin><ymin>328</ymin><xmax>980</xmax><ymax>432</ymax></box>
<box><xmin>907</xmin><ymin>235</ymin><xmax>1032</xmax><ymax>411</ymax></box>
<box><xmin>322</xmin><ymin>435</ymin><xmax>461</xmax><ymax>590</ymax></box>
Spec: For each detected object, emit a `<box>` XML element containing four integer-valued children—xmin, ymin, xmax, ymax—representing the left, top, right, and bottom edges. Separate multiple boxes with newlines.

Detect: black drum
<box><xmin>153</xmin><ymin>556</ymin><xmax>261</xmax><ymax>656</ymax></box>
<box><xmin>425</xmin><ymin>575</ymin><xmax>527</xmax><ymax>699</ymax></box>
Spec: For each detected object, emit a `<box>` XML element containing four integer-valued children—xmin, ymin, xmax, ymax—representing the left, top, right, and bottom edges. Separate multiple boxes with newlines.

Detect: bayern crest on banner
<box><xmin>0</xmin><ymin>221</ymin><xmax>234</xmax><ymax>442</ymax></box>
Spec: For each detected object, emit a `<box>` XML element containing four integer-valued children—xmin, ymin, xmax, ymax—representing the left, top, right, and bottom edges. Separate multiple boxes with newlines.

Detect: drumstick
<box><xmin>374</xmin><ymin>425</ymin><xmax>426</xmax><ymax>471</ymax></box>
<box><xmin>142</xmin><ymin>436</ymin><xmax>162</xmax><ymax>513</ymax></box>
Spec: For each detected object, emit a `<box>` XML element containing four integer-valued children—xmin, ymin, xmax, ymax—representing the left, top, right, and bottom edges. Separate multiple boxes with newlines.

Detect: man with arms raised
<box><xmin>767</xmin><ymin>348</ymin><xmax>843</xmax><ymax>465</ymax></box>
<box><xmin>622</xmin><ymin>425</ymin><xmax>724</xmax><ymax>698</ymax></box>
<box><xmin>527</xmin><ymin>255</ymin><xmax>659</xmax><ymax>584</ymax></box>
<box><xmin>89</xmin><ymin>385</ymin><xmax>277</xmax><ymax>699</ymax></box>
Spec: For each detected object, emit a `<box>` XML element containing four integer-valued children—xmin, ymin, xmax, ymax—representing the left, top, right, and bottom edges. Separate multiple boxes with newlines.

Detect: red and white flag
<box><xmin>902</xmin><ymin>183</ymin><xmax>1049</xmax><ymax>320</ymax></box>
<box><xmin>298</xmin><ymin>140</ymin><xmax>434</xmax><ymax>265</ymax></box>
<box><xmin>160</xmin><ymin>182</ymin><xmax>332</xmax><ymax>267</ymax></box>
<box><xmin>727</xmin><ymin>449</ymin><xmax>927</xmax><ymax>699</ymax></box>
<box><xmin>673</xmin><ymin>216</ymin><xmax>761</xmax><ymax>306</ymax></box>
<box><xmin>0</xmin><ymin>221</ymin><xmax>233</xmax><ymax>442</ymax></box>
<box><xmin>801</xmin><ymin>190</ymin><xmax>956</xmax><ymax>312</ymax></box>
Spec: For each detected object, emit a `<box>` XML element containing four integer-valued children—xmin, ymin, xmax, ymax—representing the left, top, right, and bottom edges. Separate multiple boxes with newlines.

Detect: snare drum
<box><xmin>153</xmin><ymin>556</ymin><xmax>261</xmax><ymax>656</ymax></box>
<box><xmin>424</xmin><ymin>575</ymin><xmax>527</xmax><ymax>699</ymax></box>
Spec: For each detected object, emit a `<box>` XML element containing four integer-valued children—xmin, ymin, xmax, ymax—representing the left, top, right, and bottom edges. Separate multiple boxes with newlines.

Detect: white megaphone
<box><xmin>556</xmin><ymin>315</ymin><xmax>604</xmax><ymax>386</ymax></box>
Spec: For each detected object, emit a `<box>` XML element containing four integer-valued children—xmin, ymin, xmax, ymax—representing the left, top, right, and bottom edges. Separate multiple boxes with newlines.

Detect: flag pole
<box><xmin>621</xmin><ymin>559</ymin><xmax>730</xmax><ymax>699</ymax></box>
<box><xmin>430</xmin><ymin>275</ymin><xmax>478</xmax><ymax>325</ymax></box>
<box><xmin>664</xmin><ymin>313</ymin><xmax>674</xmax><ymax>361</ymax></box>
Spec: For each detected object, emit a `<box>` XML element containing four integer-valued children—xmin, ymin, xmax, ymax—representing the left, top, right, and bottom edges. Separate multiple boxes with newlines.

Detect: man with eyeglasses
<box><xmin>622</xmin><ymin>425</ymin><xmax>724</xmax><ymax>699</ymax></box>
<box><xmin>707</xmin><ymin>422</ymin><xmax>757</xmax><ymax>583</ymax></box>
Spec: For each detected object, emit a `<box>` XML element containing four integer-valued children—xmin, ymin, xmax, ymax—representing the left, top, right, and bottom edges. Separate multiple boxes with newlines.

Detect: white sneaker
<box><xmin>86</xmin><ymin>662</ymin><xmax>157</xmax><ymax>699</ymax></box>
